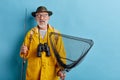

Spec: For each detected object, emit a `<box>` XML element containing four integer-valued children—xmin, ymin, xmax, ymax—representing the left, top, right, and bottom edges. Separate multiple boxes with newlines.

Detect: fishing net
<box><xmin>49</xmin><ymin>32</ymin><xmax>94</xmax><ymax>71</ymax></box>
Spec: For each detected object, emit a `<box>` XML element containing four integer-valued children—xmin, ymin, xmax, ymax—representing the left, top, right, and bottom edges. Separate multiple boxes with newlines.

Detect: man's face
<box><xmin>35</xmin><ymin>12</ymin><xmax>50</xmax><ymax>28</ymax></box>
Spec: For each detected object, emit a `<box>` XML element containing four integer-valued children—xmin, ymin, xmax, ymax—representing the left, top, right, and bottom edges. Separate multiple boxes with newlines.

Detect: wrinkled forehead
<box><xmin>36</xmin><ymin>12</ymin><xmax>48</xmax><ymax>15</ymax></box>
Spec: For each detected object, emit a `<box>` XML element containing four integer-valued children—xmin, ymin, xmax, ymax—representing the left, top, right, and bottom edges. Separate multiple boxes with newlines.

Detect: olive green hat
<box><xmin>32</xmin><ymin>6</ymin><xmax>53</xmax><ymax>17</ymax></box>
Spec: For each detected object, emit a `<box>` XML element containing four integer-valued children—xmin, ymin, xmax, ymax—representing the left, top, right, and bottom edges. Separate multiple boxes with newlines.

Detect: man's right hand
<box><xmin>20</xmin><ymin>45</ymin><xmax>28</xmax><ymax>54</ymax></box>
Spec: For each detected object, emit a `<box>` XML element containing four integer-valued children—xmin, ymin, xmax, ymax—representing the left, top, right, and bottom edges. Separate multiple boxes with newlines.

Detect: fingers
<box><xmin>58</xmin><ymin>71</ymin><xmax>66</xmax><ymax>80</ymax></box>
<box><xmin>20</xmin><ymin>45</ymin><xmax>28</xmax><ymax>54</ymax></box>
<box><xmin>60</xmin><ymin>73</ymin><xmax>65</xmax><ymax>80</ymax></box>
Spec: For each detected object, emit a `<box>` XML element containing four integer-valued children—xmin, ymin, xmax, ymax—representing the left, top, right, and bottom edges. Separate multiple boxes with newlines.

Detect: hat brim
<box><xmin>32</xmin><ymin>11</ymin><xmax>53</xmax><ymax>17</ymax></box>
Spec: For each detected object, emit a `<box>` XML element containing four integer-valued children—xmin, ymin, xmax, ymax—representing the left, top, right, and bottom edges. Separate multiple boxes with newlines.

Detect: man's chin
<box><xmin>38</xmin><ymin>25</ymin><xmax>46</xmax><ymax>28</ymax></box>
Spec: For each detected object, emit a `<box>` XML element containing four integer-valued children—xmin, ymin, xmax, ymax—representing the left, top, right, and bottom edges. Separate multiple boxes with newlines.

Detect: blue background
<box><xmin>0</xmin><ymin>0</ymin><xmax>120</xmax><ymax>80</ymax></box>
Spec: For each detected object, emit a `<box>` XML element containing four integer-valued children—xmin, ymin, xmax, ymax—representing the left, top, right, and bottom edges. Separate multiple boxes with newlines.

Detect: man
<box><xmin>20</xmin><ymin>6</ymin><xmax>66</xmax><ymax>80</ymax></box>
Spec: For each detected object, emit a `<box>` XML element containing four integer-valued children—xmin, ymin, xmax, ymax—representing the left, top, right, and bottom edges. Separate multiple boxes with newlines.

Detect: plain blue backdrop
<box><xmin>0</xmin><ymin>0</ymin><xmax>120</xmax><ymax>80</ymax></box>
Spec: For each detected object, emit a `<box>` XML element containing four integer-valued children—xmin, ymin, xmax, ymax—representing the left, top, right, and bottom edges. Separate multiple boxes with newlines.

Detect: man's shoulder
<box><xmin>48</xmin><ymin>24</ymin><xmax>60</xmax><ymax>33</ymax></box>
<box><xmin>26</xmin><ymin>26</ymin><xmax>38</xmax><ymax>36</ymax></box>
<box><xmin>29</xmin><ymin>26</ymin><xmax>38</xmax><ymax>33</ymax></box>
<box><xmin>31</xmin><ymin>26</ymin><xmax>38</xmax><ymax>31</ymax></box>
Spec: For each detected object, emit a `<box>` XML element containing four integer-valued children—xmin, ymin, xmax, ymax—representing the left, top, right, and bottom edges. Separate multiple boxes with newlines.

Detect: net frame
<box><xmin>49</xmin><ymin>32</ymin><xmax>94</xmax><ymax>71</ymax></box>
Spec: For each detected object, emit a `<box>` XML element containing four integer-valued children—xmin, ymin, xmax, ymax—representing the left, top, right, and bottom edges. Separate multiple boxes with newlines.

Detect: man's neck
<box><xmin>38</xmin><ymin>25</ymin><xmax>47</xmax><ymax>30</ymax></box>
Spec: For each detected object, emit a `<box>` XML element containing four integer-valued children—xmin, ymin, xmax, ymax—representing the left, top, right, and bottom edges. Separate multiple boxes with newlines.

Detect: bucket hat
<box><xmin>32</xmin><ymin>6</ymin><xmax>53</xmax><ymax>17</ymax></box>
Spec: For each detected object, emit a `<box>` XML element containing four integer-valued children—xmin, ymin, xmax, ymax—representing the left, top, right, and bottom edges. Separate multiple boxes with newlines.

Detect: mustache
<box><xmin>39</xmin><ymin>20</ymin><xmax>45</xmax><ymax>22</ymax></box>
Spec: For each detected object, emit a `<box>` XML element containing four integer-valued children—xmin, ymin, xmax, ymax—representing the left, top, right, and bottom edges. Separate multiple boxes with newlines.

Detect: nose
<box><xmin>39</xmin><ymin>16</ymin><xmax>44</xmax><ymax>20</ymax></box>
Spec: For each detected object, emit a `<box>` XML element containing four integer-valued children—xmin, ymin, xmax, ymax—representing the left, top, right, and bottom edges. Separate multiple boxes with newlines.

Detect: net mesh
<box><xmin>49</xmin><ymin>32</ymin><xmax>94</xmax><ymax>71</ymax></box>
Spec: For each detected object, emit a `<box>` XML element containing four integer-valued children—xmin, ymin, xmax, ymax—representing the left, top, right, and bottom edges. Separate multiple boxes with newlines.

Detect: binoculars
<box><xmin>37</xmin><ymin>43</ymin><xmax>50</xmax><ymax>57</ymax></box>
